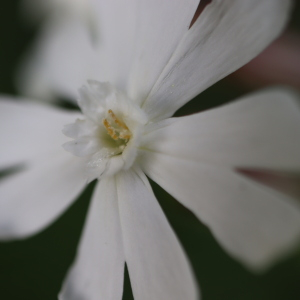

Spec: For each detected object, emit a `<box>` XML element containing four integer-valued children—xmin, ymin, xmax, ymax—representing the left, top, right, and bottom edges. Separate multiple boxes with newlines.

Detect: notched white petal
<box><xmin>142</xmin><ymin>88</ymin><xmax>300</xmax><ymax>170</ymax></box>
<box><xmin>142</xmin><ymin>152</ymin><xmax>300</xmax><ymax>270</ymax></box>
<box><xmin>117</xmin><ymin>169</ymin><xmax>199</xmax><ymax>300</ymax></box>
<box><xmin>59</xmin><ymin>178</ymin><xmax>125</xmax><ymax>300</ymax></box>
<box><xmin>0</xmin><ymin>151</ymin><xmax>86</xmax><ymax>240</ymax></box>
<box><xmin>144</xmin><ymin>0</ymin><xmax>293</xmax><ymax>121</ymax></box>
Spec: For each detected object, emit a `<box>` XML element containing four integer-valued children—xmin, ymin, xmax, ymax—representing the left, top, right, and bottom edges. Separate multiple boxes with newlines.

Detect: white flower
<box><xmin>1</xmin><ymin>1</ymin><xmax>300</xmax><ymax>300</ymax></box>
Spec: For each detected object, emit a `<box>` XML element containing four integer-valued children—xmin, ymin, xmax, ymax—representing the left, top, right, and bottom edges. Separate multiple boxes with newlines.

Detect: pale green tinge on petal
<box><xmin>0</xmin><ymin>151</ymin><xmax>86</xmax><ymax>240</ymax></box>
<box><xmin>116</xmin><ymin>169</ymin><xmax>199</xmax><ymax>300</ymax></box>
<box><xmin>59</xmin><ymin>177</ymin><xmax>125</xmax><ymax>300</ymax></box>
<box><xmin>142</xmin><ymin>152</ymin><xmax>300</xmax><ymax>271</ymax></box>
<box><xmin>143</xmin><ymin>0</ymin><xmax>293</xmax><ymax>121</ymax></box>
<box><xmin>142</xmin><ymin>88</ymin><xmax>300</xmax><ymax>170</ymax></box>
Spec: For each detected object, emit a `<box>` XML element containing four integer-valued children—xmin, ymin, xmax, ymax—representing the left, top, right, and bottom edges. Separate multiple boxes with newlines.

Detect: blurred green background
<box><xmin>0</xmin><ymin>1</ymin><xmax>300</xmax><ymax>299</ymax></box>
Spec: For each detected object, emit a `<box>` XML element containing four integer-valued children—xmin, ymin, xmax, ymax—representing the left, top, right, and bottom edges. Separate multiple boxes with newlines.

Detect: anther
<box><xmin>103</xmin><ymin>109</ymin><xmax>132</xmax><ymax>141</ymax></box>
<box><xmin>103</xmin><ymin>118</ymin><xmax>118</xmax><ymax>140</ymax></box>
<box><xmin>108</xmin><ymin>109</ymin><xmax>129</xmax><ymax>131</ymax></box>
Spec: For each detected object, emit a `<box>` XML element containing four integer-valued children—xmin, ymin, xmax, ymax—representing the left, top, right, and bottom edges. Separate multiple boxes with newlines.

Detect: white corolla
<box><xmin>2</xmin><ymin>1</ymin><xmax>300</xmax><ymax>300</ymax></box>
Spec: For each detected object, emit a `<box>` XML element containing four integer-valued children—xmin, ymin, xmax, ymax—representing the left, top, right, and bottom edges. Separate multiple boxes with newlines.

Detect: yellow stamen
<box><xmin>108</xmin><ymin>109</ymin><xmax>129</xmax><ymax>130</ymax></box>
<box><xmin>103</xmin><ymin>118</ymin><xmax>118</xmax><ymax>140</ymax></box>
<box><xmin>103</xmin><ymin>109</ymin><xmax>131</xmax><ymax>141</ymax></box>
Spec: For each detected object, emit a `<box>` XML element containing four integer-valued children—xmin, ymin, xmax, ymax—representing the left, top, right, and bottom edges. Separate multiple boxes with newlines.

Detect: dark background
<box><xmin>0</xmin><ymin>1</ymin><xmax>300</xmax><ymax>299</ymax></box>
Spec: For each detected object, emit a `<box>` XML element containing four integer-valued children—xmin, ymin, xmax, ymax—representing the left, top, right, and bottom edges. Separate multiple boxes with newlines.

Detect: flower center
<box><xmin>62</xmin><ymin>80</ymin><xmax>148</xmax><ymax>181</ymax></box>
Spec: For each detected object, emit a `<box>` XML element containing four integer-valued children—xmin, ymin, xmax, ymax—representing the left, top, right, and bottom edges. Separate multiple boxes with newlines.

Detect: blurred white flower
<box><xmin>1</xmin><ymin>1</ymin><xmax>300</xmax><ymax>299</ymax></box>
<box><xmin>21</xmin><ymin>0</ymin><xmax>90</xmax><ymax>23</ymax></box>
<box><xmin>18</xmin><ymin>0</ymin><xmax>94</xmax><ymax>100</ymax></box>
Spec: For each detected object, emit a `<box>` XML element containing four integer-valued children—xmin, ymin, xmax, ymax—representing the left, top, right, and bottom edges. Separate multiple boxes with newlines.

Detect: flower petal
<box><xmin>0</xmin><ymin>98</ymin><xmax>81</xmax><ymax>169</ymax></box>
<box><xmin>142</xmin><ymin>0</ymin><xmax>292</xmax><ymax>121</ymax></box>
<box><xmin>17</xmin><ymin>16</ymin><xmax>100</xmax><ymax>101</ymax></box>
<box><xmin>116</xmin><ymin>169</ymin><xmax>199</xmax><ymax>300</ymax></box>
<box><xmin>59</xmin><ymin>177</ymin><xmax>125</xmax><ymax>300</ymax></box>
<box><xmin>141</xmin><ymin>152</ymin><xmax>300</xmax><ymax>270</ymax></box>
<box><xmin>63</xmin><ymin>118</ymin><xmax>97</xmax><ymax>139</ymax></box>
<box><xmin>125</xmin><ymin>0</ymin><xmax>199</xmax><ymax>103</ymax></box>
<box><xmin>142</xmin><ymin>89</ymin><xmax>300</xmax><ymax>170</ymax></box>
<box><xmin>0</xmin><ymin>151</ymin><xmax>86</xmax><ymax>240</ymax></box>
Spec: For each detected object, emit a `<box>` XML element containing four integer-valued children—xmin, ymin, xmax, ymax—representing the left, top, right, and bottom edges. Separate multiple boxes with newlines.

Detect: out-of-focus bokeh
<box><xmin>0</xmin><ymin>1</ymin><xmax>299</xmax><ymax>300</ymax></box>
